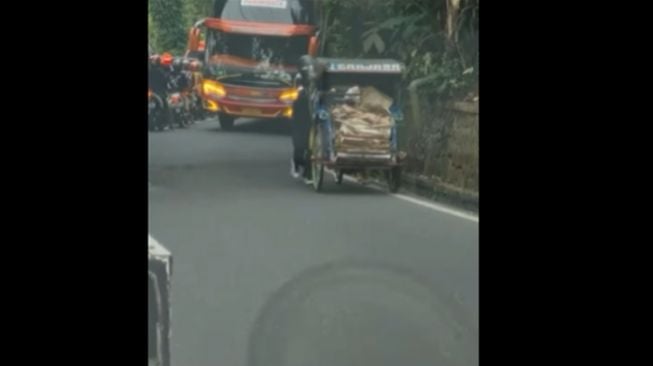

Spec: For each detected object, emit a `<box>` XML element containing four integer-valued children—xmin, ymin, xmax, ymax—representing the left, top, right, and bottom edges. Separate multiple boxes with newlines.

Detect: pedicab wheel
<box><xmin>386</xmin><ymin>166</ymin><xmax>402</xmax><ymax>193</ymax></box>
<box><xmin>309</xmin><ymin>124</ymin><xmax>324</xmax><ymax>192</ymax></box>
<box><xmin>219</xmin><ymin>114</ymin><xmax>235</xmax><ymax>130</ymax></box>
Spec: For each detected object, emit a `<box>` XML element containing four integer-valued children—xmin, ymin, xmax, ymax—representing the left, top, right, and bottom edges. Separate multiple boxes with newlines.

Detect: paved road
<box><xmin>148</xmin><ymin>119</ymin><xmax>478</xmax><ymax>366</ymax></box>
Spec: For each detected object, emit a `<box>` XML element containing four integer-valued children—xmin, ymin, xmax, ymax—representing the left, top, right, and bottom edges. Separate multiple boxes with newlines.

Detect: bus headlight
<box><xmin>202</xmin><ymin>80</ymin><xmax>226</xmax><ymax>99</ymax></box>
<box><xmin>279</xmin><ymin>88</ymin><xmax>299</xmax><ymax>102</ymax></box>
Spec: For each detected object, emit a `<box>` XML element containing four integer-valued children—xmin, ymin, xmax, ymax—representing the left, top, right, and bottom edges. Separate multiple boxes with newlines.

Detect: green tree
<box><xmin>150</xmin><ymin>0</ymin><xmax>187</xmax><ymax>54</ymax></box>
<box><xmin>148</xmin><ymin>12</ymin><xmax>158</xmax><ymax>52</ymax></box>
<box><xmin>323</xmin><ymin>0</ymin><xmax>478</xmax><ymax>98</ymax></box>
<box><xmin>183</xmin><ymin>0</ymin><xmax>212</xmax><ymax>27</ymax></box>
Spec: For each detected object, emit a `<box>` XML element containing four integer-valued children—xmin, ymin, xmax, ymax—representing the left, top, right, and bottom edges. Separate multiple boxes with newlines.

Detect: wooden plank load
<box><xmin>330</xmin><ymin>86</ymin><xmax>395</xmax><ymax>154</ymax></box>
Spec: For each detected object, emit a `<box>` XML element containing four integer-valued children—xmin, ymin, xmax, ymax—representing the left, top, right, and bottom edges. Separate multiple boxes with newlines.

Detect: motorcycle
<box><xmin>149</xmin><ymin>53</ymin><xmax>203</xmax><ymax>130</ymax></box>
<box><xmin>165</xmin><ymin>73</ymin><xmax>193</xmax><ymax>128</ymax></box>
<box><xmin>148</xmin><ymin>88</ymin><xmax>170</xmax><ymax>131</ymax></box>
<box><xmin>188</xmin><ymin>87</ymin><xmax>206</xmax><ymax>122</ymax></box>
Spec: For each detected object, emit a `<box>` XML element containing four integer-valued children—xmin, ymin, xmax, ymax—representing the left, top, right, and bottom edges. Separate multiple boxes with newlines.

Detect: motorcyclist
<box><xmin>182</xmin><ymin>55</ymin><xmax>205</xmax><ymax>121</ymax></box>
<box><xmin>169</xmin><ymin>58</ymin><xmax>193</xmax><ymax>92</ymax></box>
<box><xmin>148</xmin><ymin>54</ymin><xmax>168</xmax><ymax>95</ymax></box>
<box><xmin>150</xmin><ymin>52</ymin><xmax>195</xmax><ymax>129</ymax></box>
<box><xmin>149</xmin><ymin>53</ymin><xmax>172</xmax><ymax>130</ymax></box>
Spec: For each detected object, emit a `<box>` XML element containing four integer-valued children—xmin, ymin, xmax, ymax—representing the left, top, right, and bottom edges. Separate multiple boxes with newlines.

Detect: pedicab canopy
<box><xmin>300</xmin><ymin>58</ymin><xmax>405</xmax><ymax>102</ymax></box>
<box><xmin>318</xmin><ymin>58</ymin><xmax>405</xmax><ymax>75</ymax></box>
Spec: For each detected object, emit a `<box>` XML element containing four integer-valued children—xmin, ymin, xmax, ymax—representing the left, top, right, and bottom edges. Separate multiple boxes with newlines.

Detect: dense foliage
<box><xmin>148</xmin><ymin>0</ymin><xmax>478</xmax><ymax>97</ymax></box>
<box><xmin>149</xmin><ymin>0</ymin><xmax>188</xmax><ymax>54</ymax></box>
<box><xmin>324</xmin><ymin>0</ymin><xmax>478</xmax><ymax>95</ymax></box>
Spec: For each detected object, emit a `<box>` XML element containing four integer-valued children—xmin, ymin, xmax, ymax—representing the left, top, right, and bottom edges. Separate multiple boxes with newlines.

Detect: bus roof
<box><xmin>213</xmin><ymin>0</ymin><xmax>317</xmax><ymax>25</ymax></box>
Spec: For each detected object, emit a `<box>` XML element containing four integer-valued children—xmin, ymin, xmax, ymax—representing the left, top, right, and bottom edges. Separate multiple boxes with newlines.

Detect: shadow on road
<box><xmin>208</xmin><ymin>118</ymin><xmax>292</xmax><ymax>137</ymax></box>
<box><xmin>309</xmin><ymin>182</ymin><xmax>386</xmax><ymax>196</ymax></box>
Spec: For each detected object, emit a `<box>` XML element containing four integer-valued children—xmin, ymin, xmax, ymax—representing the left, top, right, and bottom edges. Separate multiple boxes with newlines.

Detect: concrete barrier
<box><xmin>402</xmin><ymin>92</ymin><xmax>478</xmax><ymax>208</ymax></box>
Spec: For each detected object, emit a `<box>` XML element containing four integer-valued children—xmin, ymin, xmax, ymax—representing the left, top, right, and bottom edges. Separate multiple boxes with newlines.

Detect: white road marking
<box><xmin>342</xmin><ymin>175</ymin><xmax>479</xmax><ymax>223</ymax></box>
<box><xmin>392</xmin><ymin>193</ymin><xmax>479</xmax><ymax>222</ymax></box>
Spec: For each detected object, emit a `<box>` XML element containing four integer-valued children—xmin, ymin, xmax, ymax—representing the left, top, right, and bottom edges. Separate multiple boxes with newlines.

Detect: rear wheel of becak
<box><xmin>386</xmin><ymin>167</ymin><xmax>402</xmax><ymax>193</ymax></box>
<box><xmin>309</xmin><ymin>124</ymin><xmax>324</xmax><ymax>192</ymax></box>
<box><xmin>219</xmin><ymin>114</ymin><xmax>235</xmax><ymax>130</ymax></box>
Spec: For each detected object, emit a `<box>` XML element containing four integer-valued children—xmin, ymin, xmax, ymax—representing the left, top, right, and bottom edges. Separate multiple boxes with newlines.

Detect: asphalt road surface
<box><xmin>148</xmin><ymin>118</ymin><xmax>479</xmax><ymax>366</ymax></box>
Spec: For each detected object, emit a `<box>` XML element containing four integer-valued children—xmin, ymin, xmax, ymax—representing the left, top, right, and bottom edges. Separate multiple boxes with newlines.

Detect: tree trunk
<box><xmin>445</xmin><ymin>0</ymin><xmax>462</xmax><ymax>48</ymax></box>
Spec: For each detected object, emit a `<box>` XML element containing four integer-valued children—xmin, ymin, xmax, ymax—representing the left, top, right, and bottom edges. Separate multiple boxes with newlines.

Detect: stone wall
<box><xmin>401</xmin><ymin>95</ymin><xmax>478</xmax><ymax>207</ymax></box>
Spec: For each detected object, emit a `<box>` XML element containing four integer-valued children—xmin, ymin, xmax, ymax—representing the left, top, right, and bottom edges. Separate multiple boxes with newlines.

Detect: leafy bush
<box><xmin>149</xmin><ymin>0</ymin><xmax>188</xmax><ymax>54</ymax></box>
<box><xmin>323</xmin><ymin>0</ymin><xmax>478</xmax><ymax>98</ymax></box>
